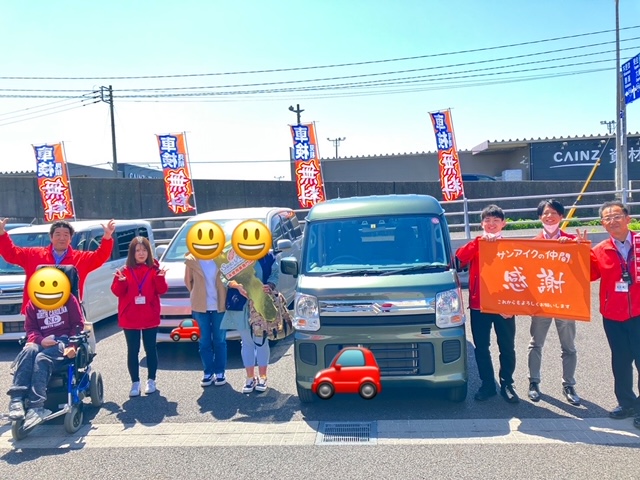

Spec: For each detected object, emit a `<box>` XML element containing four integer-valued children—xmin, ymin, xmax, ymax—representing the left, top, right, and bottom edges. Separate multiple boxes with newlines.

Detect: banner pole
<box><xmin>182</xmin><ymin>131</ymin><xmax>198</xmax><ymax>215</ymax></box>
<box><xmin>60</xmin><ymin>141</ymin><xmax>77</xmax><ymax>221</ymax></box>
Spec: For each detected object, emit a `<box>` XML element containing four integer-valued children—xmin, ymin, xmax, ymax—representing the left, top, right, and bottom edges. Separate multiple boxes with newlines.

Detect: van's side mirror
<box><xmin>281</xmin><ymin>257</ymin><xmax>299</xmax><ymax>278</ymax></box>
<box><xmin>276</xmin><ymin>238</ymin><xmax>292</xmax><ymax>252</ymax></box>
<box><xmin>455</xmin><ymin>257</ymin><xmax>468</xmax><ymax>273</ymax></box>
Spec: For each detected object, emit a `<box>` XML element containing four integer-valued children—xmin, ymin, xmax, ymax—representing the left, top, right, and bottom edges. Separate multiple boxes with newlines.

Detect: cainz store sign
<box><xmin>530</xmin><ymin>137</ymin><xmax>640</xmax><ymax>181</ymax></box>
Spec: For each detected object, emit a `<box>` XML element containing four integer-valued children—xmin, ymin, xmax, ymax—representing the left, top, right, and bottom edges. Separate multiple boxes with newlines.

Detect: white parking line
<box><xmin>1</xmin><ymin>417</ymin><xmax>639</xmax><ymax>449</ymax></box>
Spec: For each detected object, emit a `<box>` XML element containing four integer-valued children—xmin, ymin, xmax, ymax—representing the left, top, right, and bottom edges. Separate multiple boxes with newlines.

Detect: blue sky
<box><xmin>1</xmin><ymin>0</ymin><xmax>639</xmax><ymax>180</ymax></box>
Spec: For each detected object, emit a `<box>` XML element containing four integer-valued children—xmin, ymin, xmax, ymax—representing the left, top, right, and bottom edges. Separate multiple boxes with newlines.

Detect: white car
<box><xmin>157</xmin><ymin>207</ymin><xmax>303</xmax><ymax>342</ymax></box>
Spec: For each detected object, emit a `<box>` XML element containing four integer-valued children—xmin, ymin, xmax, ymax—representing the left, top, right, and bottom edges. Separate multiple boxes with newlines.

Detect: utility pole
<box><xmin>288</xmin><ymin>104</ymin><xmax>304</xmax><ymax>125</ymax></box>
<box><xmin>615</xmin><ymin>0</ymin><xmax>628</xmax><ymax>202</ymax></box>
<box><xmin>100</xmin><ymin>85</ymin><xmax>119</xmax><ymax>178</ymax></box>
<box><xmin>327</xmin><ymin>137</ymin><xmax>346</xmax><ymax>159</ymax></box>
<box><xmin>600</xmin><ymin>120</ymin><xmax>616</xmax><ymax>135</ymax></box>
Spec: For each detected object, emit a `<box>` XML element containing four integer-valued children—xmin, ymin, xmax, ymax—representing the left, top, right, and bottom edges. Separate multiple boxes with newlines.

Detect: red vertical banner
<box><xmin>290</xmin><ymin>123</ymin><xmax>326</xmax><ymax>208</ymax></box>
<box><xmin>33</xmin><ymin>143</ymin><xmax>75</xmax><ymax>222</ymax></box>
<box><xmin>429</xmin><ymin>110</ymin><xmax>464</xmax><ymax>201</ymax></box>
<box><xmin>156</xmin><ymin>132</ymin><xmax>197</xmax><ymax>214</ymax></box>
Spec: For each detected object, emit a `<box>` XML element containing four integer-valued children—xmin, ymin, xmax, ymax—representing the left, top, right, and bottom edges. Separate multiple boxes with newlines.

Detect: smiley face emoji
<box><xmin>27</xmin><ymin>267</ymin><xmax>71</xmax><ymax>311</ymax></box>
<box><xmin>186</xmin><ymin>221</ymin><xmax>226</xmax><ymax>260</ymax></box>
<box><xmin>231</xmin><ymin>220</ymin><xmax>272</xmax><ymax>261</ymax></box>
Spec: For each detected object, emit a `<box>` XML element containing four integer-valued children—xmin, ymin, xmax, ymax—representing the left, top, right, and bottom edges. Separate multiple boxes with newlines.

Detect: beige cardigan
<box><xmin>184</xmin><ymin>254</ymin><xmax>226</xmax><ymax>313</ymax></box>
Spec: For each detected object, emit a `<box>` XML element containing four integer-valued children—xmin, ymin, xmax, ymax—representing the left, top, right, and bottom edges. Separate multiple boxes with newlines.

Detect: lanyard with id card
<box><xmin>132</xmin><ymin>268</ymin><xmax>151</xmax><ymax>305</ymax></box>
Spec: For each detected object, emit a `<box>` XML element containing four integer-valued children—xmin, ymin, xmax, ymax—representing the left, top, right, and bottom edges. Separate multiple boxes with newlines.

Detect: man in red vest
<box><xmin>590</xmin><ymin>201</ymin><xmax>640</xmax><ymax>430</ymax></box>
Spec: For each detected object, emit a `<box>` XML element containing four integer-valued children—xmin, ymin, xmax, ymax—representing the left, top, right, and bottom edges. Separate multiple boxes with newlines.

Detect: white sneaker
<box><xmin>255</xmin><ymin>376</ymin><xmax>268</xmax><ymax>392</ymax></box>
<box><xmin>242</xmin><ymin>377</ymin><xmax>256</xmax><ymax>394</ymax></box>
<box><xmin>145</xmin><ymin>379</ymin><xmax>157</xmax><ymax>395</ymax></box>
<box><xmin>129</xmin><ymin>381</ymin><xmax>141</xmax><ymax>397</ymax></box>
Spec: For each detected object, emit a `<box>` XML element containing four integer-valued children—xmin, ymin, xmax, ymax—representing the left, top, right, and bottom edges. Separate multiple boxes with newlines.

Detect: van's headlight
<box><xmin>435</xmin><ymin>288</ymin><xmax>465</xmax><ymax>328</ymax></box>
<box><xmin>293</xmin><ymin>293</ymin><xmax>320</xmax><ymax>331</ymax></box>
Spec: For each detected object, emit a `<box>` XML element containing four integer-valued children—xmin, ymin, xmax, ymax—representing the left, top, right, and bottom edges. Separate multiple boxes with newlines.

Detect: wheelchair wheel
<box><xmin>64</xmin><ymin>404</ymin><xmax>84</xmax><ymax>434</ymax></box>
<box><xmin>90</xmin><ymin>371</ymin><xmax>104</xmax><ymax>407</ymax></box>
<box><xmin>11</xmin><ymin>419</ymin><xmax>29</xmax><ymax>441</ymax></box>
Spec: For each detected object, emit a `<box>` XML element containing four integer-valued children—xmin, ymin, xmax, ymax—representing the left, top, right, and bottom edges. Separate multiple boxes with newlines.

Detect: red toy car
<box><xmin>170</xmin><ymin>319</ymin><xmax>200</xmax><ymax>342</ymax></box>
<box><xmin>311</xmin><ymin>347</ymin><xmax>382</xmax><ymax>400</ymax></box>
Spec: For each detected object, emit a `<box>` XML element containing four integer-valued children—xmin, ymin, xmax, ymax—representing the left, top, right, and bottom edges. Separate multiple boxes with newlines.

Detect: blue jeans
<box><xmin>193</xmin><ymin>311</ymin><xmax>226</xmax><ymax>376</ymax></box>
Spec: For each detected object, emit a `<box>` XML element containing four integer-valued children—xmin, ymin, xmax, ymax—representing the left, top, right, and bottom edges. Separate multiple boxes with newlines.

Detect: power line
<box><xmin>0</xmin><ymin>99</ymin><xmax>100</xmax><ymax>127</ymax></box>
<box><xmin>1</xmin><ymin>26</ymin><xmax>638</xmax><ymax>81</ymax></box>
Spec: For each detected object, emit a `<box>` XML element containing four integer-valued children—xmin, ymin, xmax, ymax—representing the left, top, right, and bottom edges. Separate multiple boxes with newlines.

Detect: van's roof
<box><xmin>307</xmin><ymin>195</ymin><xmax>444</xmax><ymax>221</ymax></box>
<box><xmin>8</xmin><ymin>219</ymin><xmax>151</xmax><ymax>235</ymax></box>
<box><xmin>184</xmin><ymin>207</ymin><xmax>290</xmax><ymax>223</ymax></box>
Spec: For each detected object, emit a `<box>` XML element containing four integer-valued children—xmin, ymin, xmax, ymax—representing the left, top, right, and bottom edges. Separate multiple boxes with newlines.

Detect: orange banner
<box><xmin>479</xmin><ymin>239</ymin><xmax>591</xmax><ymax>321</ymax></box>
<box><xmin>290</xmin><ymin>123</ymin><xmax>326</xmax><ymax>208</ymax></box>
<box><xmin>33</xmin><ymin>143</ymin><xmax>75</xmax><ymax>222</ymax></box>
<box><xmin>156</xmin><ymin>133</ymin><xmax>196</xmax><ymax>215</ymax></box>
<box><xmin>429</xmin><ymin>110</ymin><xmax>464</xmax><ymax>201</ymax></box>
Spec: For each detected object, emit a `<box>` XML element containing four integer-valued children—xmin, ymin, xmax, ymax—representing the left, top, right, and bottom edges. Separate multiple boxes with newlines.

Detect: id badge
<box><xmin>615</xmin><ymin>281</ymin><xmax>629</xmax><ymax>293</ymax></box>
<box><xmin>135</xmin><ymin>295</ymin><xmax>146</xmax><ymax>305</ymax></box>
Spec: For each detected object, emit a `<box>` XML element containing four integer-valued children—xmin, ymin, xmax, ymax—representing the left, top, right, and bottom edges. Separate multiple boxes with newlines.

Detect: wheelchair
<box><xmin>10</xmin><ymin>326</ymin><xmax>104</xmax><ymax>440</ymax></box>
<box><xmin>8</xmin><ymin>265</ymin><xmax>104</xmax><ymax>441</ymax></box>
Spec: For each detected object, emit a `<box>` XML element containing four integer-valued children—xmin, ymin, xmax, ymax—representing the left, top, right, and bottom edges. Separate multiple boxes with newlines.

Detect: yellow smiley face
<box><xmin>186</xmin><ymin>221</ymin><xmax>226</xmax><ymax>260</ymax></box>
<box><xmin>231</xmin><ymin>220</ymin><xmax>272</xmax><ymax>261</ymax></box>
<box><xmin>27</xmin><ymin>267</ymin><xmax>71</xmax><ymax>311</ymax></box>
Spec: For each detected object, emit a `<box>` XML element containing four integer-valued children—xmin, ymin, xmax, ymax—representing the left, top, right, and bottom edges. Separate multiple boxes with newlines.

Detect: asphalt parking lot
<box><xmin>0</xmin><ymin>282</ymin><xmax>627</xmax><ymax>426</ymax></box>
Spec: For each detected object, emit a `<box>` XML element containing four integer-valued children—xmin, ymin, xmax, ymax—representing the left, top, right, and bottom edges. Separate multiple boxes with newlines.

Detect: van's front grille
<box><xmin>320</xmin><ymin>314</ymin><xmax>435</xmax><ymax>327</ymax></box>
<box><xmin>324</xmin><ymin>342</ymin><xmax>435</xmax><ymax>376</ymax></box>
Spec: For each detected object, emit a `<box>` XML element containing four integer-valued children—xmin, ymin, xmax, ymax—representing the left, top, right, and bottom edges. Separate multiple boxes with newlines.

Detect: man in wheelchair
<box><xmin>7</xmin><ymin>272</ymin><xmax>84</xmax><ymax>429</ymax></box>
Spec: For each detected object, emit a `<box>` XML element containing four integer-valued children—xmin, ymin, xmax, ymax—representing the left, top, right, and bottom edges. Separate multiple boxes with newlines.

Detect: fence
<box><xmin>144</xmin><ymin>187</ymin><xmax>639</xmax><ymax>244</ymax></box>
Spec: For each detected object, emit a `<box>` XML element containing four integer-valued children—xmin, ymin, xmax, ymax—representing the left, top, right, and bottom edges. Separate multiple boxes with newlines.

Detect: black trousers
<box><xmin>123</xmin><ymin>328</ymin><xmax>158</xmax><ymax>383</ymax></box>
<box><xmin>470</xmin><ymin>309</ymin><xmax>516</xmax><ymax>390</ymax></box>
<box><xmin>602</xmin><ymin>316</ymin><xmax>640</xmax><ymax>409</ymax></box>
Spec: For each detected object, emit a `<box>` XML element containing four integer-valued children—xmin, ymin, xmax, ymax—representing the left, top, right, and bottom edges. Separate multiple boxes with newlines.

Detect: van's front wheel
<box><xmin>296</xmin><ymin>384</ymin><xmax>316</xmax><ymax>403</ymax></box>
<box><xmin>446</xmin><ymin>383</ymin><xmax>468</xmax><ymax>402</ymax></box>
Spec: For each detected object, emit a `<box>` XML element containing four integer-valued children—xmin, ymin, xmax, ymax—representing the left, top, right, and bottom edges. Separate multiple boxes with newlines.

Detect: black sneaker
<box><xmin>500</xmin><ymin>384</ymin><xmax>520</xmax><ymax>404</ymax></box>
<box><xmin>8</xmin><ymin>400</ymin><xmax>25</xmax><ymax>421</ymax></box>
<box><xmin>609</xmin><ymin>405</ymin><xmax>635</xmax><ymax>419</ymax></box>
<box><xmin>528</xmin><ymin>382</ymin><xmax>541</xmax><ymax>402</ymax></box>
<box><xmin>633</xmin><ymin>415</ymin><xmax>640</xmax><ymax>430</ymax></box>
<box><xmin>562</xmin><ymin>386</ymin><xmax>581</xmax><ymax>406</ymax></box>
<box><xmin>23</xmin><ymin>407</ymin><xmax>51</xmax><ymax>429</ymax></box>
<box><xmin>474</xmin><ymin>388</ymin><xmax>497</xmax><ymax>402</ymax></box>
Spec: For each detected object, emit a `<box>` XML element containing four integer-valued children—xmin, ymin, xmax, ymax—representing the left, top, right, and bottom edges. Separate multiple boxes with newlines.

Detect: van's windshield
<box><xmin>161</xmin><ymin>217</ymin><xmax>267</xmax><ymax>262</ymax></box>
<box><xmin>0</xmin><ymin>231</ymin><xmax>82</xmax><ymax>275</ymax></box>
<box><xmin>302</xmin><ymin>214</ymin><xmax>449</xmax><ymax>275</ymax></box>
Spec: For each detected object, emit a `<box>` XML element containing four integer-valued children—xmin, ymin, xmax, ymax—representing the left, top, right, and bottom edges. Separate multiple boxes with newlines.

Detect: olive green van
<box><xmin>281</xmin><ymin>194</ymin><xmax>467</xmax><ymax>403</ymax></box>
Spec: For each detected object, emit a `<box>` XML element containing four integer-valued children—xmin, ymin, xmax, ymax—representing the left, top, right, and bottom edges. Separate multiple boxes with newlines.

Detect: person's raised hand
<box><xmin>114</xmin><ymin>268</ymin><xmax>126</xmax><ymax>281</ymax></box>
<box><xmin>575</xmin><ymin>229</ymin><xmax>589</xmax><ymax>243</ymax></box>
<box><xmin>0</xmin><ymin>218</ymin><xmax>8</xmax><ymax>236</ymax></box>
<box><xmin>102</xmin><ymin>219</ymin><xmax>116</xmax><ymax>240</ymax></box>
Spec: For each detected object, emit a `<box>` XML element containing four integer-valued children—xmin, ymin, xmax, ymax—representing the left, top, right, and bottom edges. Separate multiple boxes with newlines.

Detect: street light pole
<box><xmin>615</xmin><ymin>0</ymin><xmax>628</xmax><ymax>202</ymax></box>
<box><xmin>327</xmin><ymin>137</ymin><xmax>346</xmax><ymax>159</ymax></box>
<box><xmin>600</xmin><ymin>120</ymin><xmax>616</xmax><ymax>135</ymax></box>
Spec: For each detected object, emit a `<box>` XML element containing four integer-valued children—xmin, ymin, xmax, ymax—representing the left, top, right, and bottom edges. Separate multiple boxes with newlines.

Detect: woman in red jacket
<box><xmin>111</xmin><ymin>237</ymin><xmax>168</xmax><ymax>397</ymax></box>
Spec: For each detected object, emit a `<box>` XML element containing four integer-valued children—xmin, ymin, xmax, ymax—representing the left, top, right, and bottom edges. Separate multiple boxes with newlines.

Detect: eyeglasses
<box><xmin>600</xmin><ymin>214</ymin><xmax>626</xmax><ymax>224</ymax></box>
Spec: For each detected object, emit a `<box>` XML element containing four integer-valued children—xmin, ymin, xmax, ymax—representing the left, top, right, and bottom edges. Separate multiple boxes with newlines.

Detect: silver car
<box><xmin>156</xmin><ymin>207</ymin><xmax>303</xmax><ymax>342</ymax></box>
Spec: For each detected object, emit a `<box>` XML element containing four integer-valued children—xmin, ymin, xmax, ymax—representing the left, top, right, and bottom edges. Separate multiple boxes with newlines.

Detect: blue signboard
<box><xmin>623</xmin><ymin>52</ymin><xmax>640</xmax><ymax>105</ymax></box>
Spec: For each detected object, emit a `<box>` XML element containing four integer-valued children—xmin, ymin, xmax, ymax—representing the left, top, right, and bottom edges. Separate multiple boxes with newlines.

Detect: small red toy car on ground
<box><xmin>170</xmin><ymin>319</ymin><xmax>200</xmax><ymax>342</ymax></box>
<box><xmin>311</xmin><ymin>347</ymin><xmax>382</xmax><ymax>400</ymax></box>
